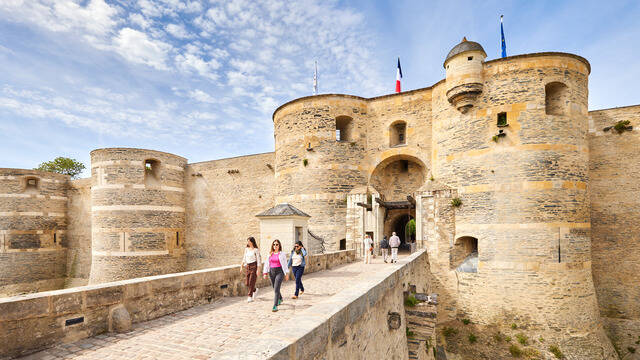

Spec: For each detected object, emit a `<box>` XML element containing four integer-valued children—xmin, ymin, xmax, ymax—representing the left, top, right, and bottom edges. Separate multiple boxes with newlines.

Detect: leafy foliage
<box><xmin>451</xmin><ymin>197</ymin><xmax>462</xmax><ymax>207</ymax></box>
<box><xmin>405</xmin><ymin>219</ymin><xmax>416</xmax><ymax>237</ymax></box>
<box><xmin>442</xmin><ymin>327</ymin><xmax>458</xmax><ymax>337</ymax></box>
<box><xmin>35</xmin><ymin>157</ymin><xmax>85</xmax><ymax>179</ymax></box>
<box><xmin>515</xmin><ymin>333</ymin><xmax>528</xmax><ymax>345</ymax></box>
<box><xmin>468</xmin><ymin>333</ymin><xmax>477</xmax><ymax>343</ymax></box>
<box><xmin>613</xmin><ymin>120</ymin><xmax>631</xmax><ymax>134</ymax></box>
<box><xmin>462</xmin><ymin>318</ymin><xmax>470</xmax><ymax>325</ymax></box>
<box><xmin>509</xmin><ymin>344</ymin><xmax>523</xmax><ymax>357</ymax></box>
<box><xmin>405</xmin><ymin>293</ymin><xmax>419</xmax><ymax>307</ymax></box>
<box><xmin>549</xmin><ymin>345</ymin><xmax>564</xmax><ymax>359</ymax></box>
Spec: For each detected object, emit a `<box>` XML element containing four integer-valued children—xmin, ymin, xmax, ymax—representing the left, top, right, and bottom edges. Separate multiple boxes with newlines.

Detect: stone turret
<box><xmin>89</xmin><ymin>148</ymin><xmax>187</xmax><ymax>283</ymax></box>
<box><xmin>444</xmin><ymin>37</ymin><xmax>486</xmax><ymax>113</ymax></box>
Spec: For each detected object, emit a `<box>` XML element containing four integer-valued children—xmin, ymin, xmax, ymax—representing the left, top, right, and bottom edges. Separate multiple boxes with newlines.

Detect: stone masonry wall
<box><xmin>89</xmin><ymin>148</ymin><xmax>187</xmax><ymax>283</ymax></box>
<box><xmin>0</xmin><ymin>250</ymin><xmax>355</xmax><ymax>359</ymax></box>
<box><xmin>64</xmin><ymin>178</ymin><xmax>92</xmax><ymax>288</ymax></box>
<box><xmin>0</xmin><ymin>169</ymin><xmax>68</xmax><ymax>297</ymax></box>
<box><xmin>184</xmin><ymin>152</ymin><xmax>276</xmax><ymax>270</ymax></box>
<box><xmin>589</xmin><ymin>104</ymin><xmax>640</xmax><ymax>357</ymax></box>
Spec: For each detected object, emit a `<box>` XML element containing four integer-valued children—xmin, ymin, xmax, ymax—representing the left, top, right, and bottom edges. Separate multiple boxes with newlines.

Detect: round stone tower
<box><xmin>273</xmin><ymin>95</ymin><xmax>369</xmax><ymax>252</ymax></box>
<box><xmin>89</xmin><ymin>148</ymin><xmax>187</xmax><ymax>283</ymax></box>
<box><xmin>431</xmin><ymin>39</ymin><xmax>616</xmax><ymax>357</ymax></box>
<box><xmin>0</xmin><ymin>169</ymin><xmax>68</xmax><ymax>296</ymax></box>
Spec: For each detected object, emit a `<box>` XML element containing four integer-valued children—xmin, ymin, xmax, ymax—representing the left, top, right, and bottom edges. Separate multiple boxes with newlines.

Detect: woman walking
<box><xmin>241</xmin><ymin>237</ymin><xmax>261</xmax><ymax>302</ymax></box>
<box><xmin>287</xmin><ymin>241</ymin><xmax>307</xmax><ymax>299</ymax></box>
<box><xmin>262</xmin><ymin>239</ymin><xmax>289</xmax><ymax>312</ymax></box>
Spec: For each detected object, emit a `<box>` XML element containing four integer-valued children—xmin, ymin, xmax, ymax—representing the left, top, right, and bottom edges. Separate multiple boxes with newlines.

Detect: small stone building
<box><xmin>1</xmin><ymin>37</ymin><xmax>639</xmax><ymax>356</ymax></box>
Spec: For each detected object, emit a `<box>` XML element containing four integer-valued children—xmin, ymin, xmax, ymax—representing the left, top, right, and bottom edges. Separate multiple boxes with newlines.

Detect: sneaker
<box><xmin>272</xmin><ymin>306</ymin><xmax>278</xmax><ymax>312</ymax></box>
<box><xmin>384</xmin><ymin>260</ymin><xmax>387</xmax><ymax>263</ymax></box>
<box><xmin>252</xmin><ymin>288</ymin><xmax>258</xmax><ymax>300</ymax></box>
<box><xmin>291</xmin><ymin>295</ymin><xmax>298</xmax><ymax>299</ymax></box>
<box><xmin>278</xmin><ymin>299</ymin><xmax>283</xmax><ymax>305</ymax></box>
<box><xmin>247</xmin><ymin>297</ymin><xmax>253</xmax><ymax>302</ymax></box>
<box><xmin>299</xmin><ymin>290</ymin><xmax>304</xmax><ymax>295</ymax></box>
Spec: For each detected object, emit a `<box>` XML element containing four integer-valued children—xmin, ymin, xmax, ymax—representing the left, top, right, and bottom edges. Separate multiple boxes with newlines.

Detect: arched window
<box><xmin>144</xmin><ymin>159</ymin><xmax>160</xmax><ymax>186</ymax></box>
<box><xmin>545</xmin><ymin>82</ymin><xmax>569</xmax><ymax>116</ymax></box>
<box><xmin>389</xmin><ymin>121</ymin><xmax>407</xmax><ymax>147</ymax></box>
<box><xmin>451</xmin><ymin>236</ymin><xmax>478</xmax><ymax>273</ymax></box>
<box><xmin>335</xmin><ymin>116</ymin><xmax>353</xmax><ymax>142</ymax></box>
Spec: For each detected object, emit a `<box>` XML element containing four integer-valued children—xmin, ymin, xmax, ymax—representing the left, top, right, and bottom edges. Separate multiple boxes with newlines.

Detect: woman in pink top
<box><xmin>262</xmin><ymin>239</ymin><xmax>289</xmax><ymax>312</ymax></box>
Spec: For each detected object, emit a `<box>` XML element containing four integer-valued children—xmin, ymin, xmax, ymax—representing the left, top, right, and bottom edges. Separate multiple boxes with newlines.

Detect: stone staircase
<box><xmin>405</xmin><ymin>296</ymin><xmax>438</xmax><ymax>360</ymax></box>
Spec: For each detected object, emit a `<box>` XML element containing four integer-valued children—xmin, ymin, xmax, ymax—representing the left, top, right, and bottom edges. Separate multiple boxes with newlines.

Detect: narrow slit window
<box><xmin>497</xmin><ymin>112</ymin><xmax>508</xmax><ymax>126</ymax></box>
<box><xmin>176</xmin><ymin>232</ymin><xmax>179</xmax><ymax>246</ymax></box>
<box><xmin>24</xmin><ymin>177</ymin><xmax>39</xmax><ymax>193</ymax></box>
<box><xmin>467</xmin><ymin>56</ymin><xmax>473</xmax><ymax>61</ymax></box>
<box><xmin>53</xmin><ymin>233</ymin><xmax>57</xmax><ymax>244</ymax></box>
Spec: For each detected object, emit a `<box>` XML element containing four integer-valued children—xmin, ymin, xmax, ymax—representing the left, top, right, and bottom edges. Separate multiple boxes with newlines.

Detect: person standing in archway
<box><xmin>389</xmin><ymin>232</ymin><xmax>401</xmax><ymax>263</ymax></box>
<box><xmin>363</xmin><ymin>234</ymin><xmax>373</xmax><ymax>264</ymax></box>
<box><xmin>380</xmin><ymin>235</ymin><xmax>390</xmax><ymax>263</ymax></box>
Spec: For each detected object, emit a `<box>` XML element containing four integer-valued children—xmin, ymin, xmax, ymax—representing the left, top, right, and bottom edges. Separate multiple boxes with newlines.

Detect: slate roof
<box><xmin>256</xmin><ymin>203</ymin><xmax>311</xmax><ymax>217</ymax></box>
<box><xmin>445</xmin><ymin>37</ymin><xmax>486</xmax><ymax>64</ymax></box>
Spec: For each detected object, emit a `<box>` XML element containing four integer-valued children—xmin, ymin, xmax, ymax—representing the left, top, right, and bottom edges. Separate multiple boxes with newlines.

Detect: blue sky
<box><xmin>0</xmin><ymin>0</ymin><xmax>638</xmax><ymax>177</ymax></box>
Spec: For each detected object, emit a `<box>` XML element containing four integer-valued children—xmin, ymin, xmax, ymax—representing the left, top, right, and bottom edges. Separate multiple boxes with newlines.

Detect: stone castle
<box><xmin>1</xmin><ymin>38</ymin><xmax>639</xmax><ymax>357</ymax></box>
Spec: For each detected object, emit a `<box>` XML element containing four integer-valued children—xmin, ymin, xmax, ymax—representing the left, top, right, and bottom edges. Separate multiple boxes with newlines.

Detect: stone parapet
<box><xmin>0</xmin><ymin>250</ymin><xmax>356</xmax><ymax>358</ymax></box>
<box><xmin>217</xmin><ymin>249</ymin><xmax>430</xmax><ymax>359</ymax></box>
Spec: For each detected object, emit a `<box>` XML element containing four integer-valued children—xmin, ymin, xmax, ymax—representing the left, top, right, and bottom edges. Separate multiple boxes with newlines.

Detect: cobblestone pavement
<box><xmin>20</xmin><ymin>255</ymin><xmax>402</xmax><ymax>360</ymax></box>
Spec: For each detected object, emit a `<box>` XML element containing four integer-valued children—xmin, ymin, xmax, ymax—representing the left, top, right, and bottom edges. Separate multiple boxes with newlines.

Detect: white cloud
<box><xmin>114</xmin><ymin>28</ymin><xmax>171</xmax><ymax>70</ymax></box>
<box><xmin>165</xmin><ymin>23</ymin><xmax>192</xmax><ymax>39</ymax></box>
<box><xmin>175</xmin><ymin>53</ymin><xmax>220</xmax><ymax>80</ymax></box>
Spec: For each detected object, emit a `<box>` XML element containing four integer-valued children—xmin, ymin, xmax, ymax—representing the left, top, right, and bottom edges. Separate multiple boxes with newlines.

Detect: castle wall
<box><xmin>274</xmin><ymin>96</ymin><xmax>369</xmax><ymax>251</ymax></box>
<box><xmin>588</xmin><ymin>105</ymin><xmax>640</xmax><ymax>354</ymax></box>
<box><xmin>0</xmin><ymin>169</ymin><xmax>68</xmax><ymax>296</ymax></box>
<box><xmin>89</xmin><ymin>148</ymin><xmax>187</xmax><ymax>283</ymax></box>
<box><xmin>184</xmin><ymin>153</ymin><xmax>275</xmax><ymax>270</ymax></box>
<box><xmin>429</xmin><ymin>53</ymin><xmax>616</xmax><ymax>357</ymax></box>
<box><xmin>64</xmin><ymin>178</ymin><xmax>92</xmax><ymax>287</ymax></box>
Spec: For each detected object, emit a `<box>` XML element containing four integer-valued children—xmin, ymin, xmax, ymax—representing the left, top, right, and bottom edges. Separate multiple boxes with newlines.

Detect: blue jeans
<box><xmin>292</xmin><ymin>266</ymin><xmax>305</xmax><ymax>296</ymax></box>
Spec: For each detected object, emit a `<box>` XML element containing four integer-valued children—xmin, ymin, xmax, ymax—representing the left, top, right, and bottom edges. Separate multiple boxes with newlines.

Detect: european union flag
<box><xmin>501</xmin><ymin>15</ymin><xmax>507</xmax><ymax>58</ymax></box>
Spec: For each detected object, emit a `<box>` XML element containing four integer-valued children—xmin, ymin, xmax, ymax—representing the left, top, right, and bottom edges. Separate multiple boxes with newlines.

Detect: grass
<box><xmin>302</xmin><ymin>159</ymin><xmax>308</xmax><ymax>166</ymax></box>
<box><xmin>509</xmin><ymin>344</ymin><xmax>523</xmax><ymax>357</ymax></box>
<box><xmin>462</xmin><ymin>318</ymin><xmax>471</xmax><ymax>325</ymax></box>
<box><xmin>405</xmin><ymin>293</ymin><xmax>419</xmax><ymax>307</ymax></box>
<box><xmin>511</xmin><ymin>323</ymin><xmax>518</xmax><ymax>330</ymax></box>
<box><xmin>492</xmin><ymin>135</ymin><xmax>499</xmax><ymax>142</ymax></box>
<box><xmin>451</xmin><ymin>197</ymin><xmax>462</xmax><ymax>207</ymax></box>
<box><xmin>549</xmin><ymin>345</ymin><xmax>564</xmax><ymax>359</ymax></box>
<box><xmin>442</xmin><ymin>327</ymin><xmax>458</xmax><ymax>338</ymax></box>
<box><xmin>493</xmin><ymin>332</ymin><xmax>505</xmax><ymax>343</ymax></box>
<box><xmin>523</xmin><ymin>348</ymin><xmax>541</xmax><ymax>358</ymax></box>
<box><xmin>538</xmin><ymin>337</ymin><xmax>544</xmax><ymax>343</ymax></box>
<box><xmin>505</xmin><ymin>336</ymin><xmax>512</xmax><ymax>342</ymax></box>
<box><xmin>515</xmin><ymin>333</ymin><xmax>528</xmax><ymax>345</ymax></box>
<box><xmin>468</xmin><ymin>333</ymin><xmax>477</xmax><ymax>343</ymax></box>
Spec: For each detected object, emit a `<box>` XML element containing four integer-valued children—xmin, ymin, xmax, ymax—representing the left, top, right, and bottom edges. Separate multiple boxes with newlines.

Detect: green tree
<box><xmin>406</xmin><ymin>219</ymin><xmax>416</xmax><ymax>237</ymax></box>
<box><xmin>35</xmin><ymin>157</ymin><xmax>85</xmax><ymax>179</ymax></box>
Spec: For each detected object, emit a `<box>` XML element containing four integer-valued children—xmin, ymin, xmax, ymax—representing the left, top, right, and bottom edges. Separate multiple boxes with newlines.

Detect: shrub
<box><xmin>302</xmin><ymin>159</ymin><xmax>308</xmax><ymax>166</ymax></box>
<box><xmin>511</xmin><ymin>323</ymin><xmax>518</xmax><ymax>330</ymax></box>
<box><xmin>493</xmin><ymin>332</ymin><xmax>505</xmax><ymax>343</ymax></box>
<box><xmin>468</xmin><ymin>333</ymin><xmax>477</xmax><ymax>343</ymax></box>
<box><xmin>523</xmin><ymin>348</ymin><xmax>541</xmax><ymax>358</ymax></box>
<box><xmin>538</xmin><ymin>337</ymin><xmax>545</xmax><ymax>343</ymax></box>
<box><xmin>462</xmin><ymin>318</ymin><xmax>471</xmax><ymax>325</ymax></box>
<box><xmin>405</xmin><ymin>293</ymin><xmax>419</xmax><ymax>307</ymax></box>
<box><xmin>509</xmin><ymin>344</ymin><xmax>523</xmax><ymax>357</ymax></box>
<box><xmin>492</xmin><ymin>135</ymin><xmax>499</xmax><ymax>142</ymax></box>
<box><xmin>442</xmin><ymin>327</ymin><xmax>458</xmax><ymax>337</ymax></box>
<box><xmin>515</xmin><ymin>333</ymin><xmax>528</xmax><ymax>345</ymax></box>
<box><xmin>451</xmin><ymin>197</ymin><xmax>462</xmax><ymax>207</ymax></box>
<box><xmin>549</xmin><ymin>345</ymin><xmax>564</xmax><ymax>359</ymax></box>
<box><xmin>505</xmin><ymin>336</ymin><xmax>512</xmax><ymax>342</ymax></box>
<box><xmin>614</xmin><ymin>120</ymin><xmax>631</xmax><ymax>134</ymax></box>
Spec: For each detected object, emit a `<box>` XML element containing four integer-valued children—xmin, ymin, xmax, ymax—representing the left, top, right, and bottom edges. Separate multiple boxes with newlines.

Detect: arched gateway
<box><xmin>345</xmin><ymin>154</ymin><xmax>428</xmax><ymax>254</ymax></box>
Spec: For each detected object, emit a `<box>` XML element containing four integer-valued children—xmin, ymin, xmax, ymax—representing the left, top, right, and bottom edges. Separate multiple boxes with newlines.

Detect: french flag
<box><xmin>396</xmin><ymin>57</ymin><xmax>403</xmax><ymax>93</ymax></box>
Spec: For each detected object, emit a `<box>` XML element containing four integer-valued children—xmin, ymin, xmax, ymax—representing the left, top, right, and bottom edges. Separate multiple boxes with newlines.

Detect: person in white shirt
<box><xmin>241</xmin><ymin>237</ymin><xmax>261</xmax><ymax>302</ymax></box>
<box><xmin>287</xmin><ymin>241</ymin><xmax>307</xmax><ymax>299</ymax></box>
<box><xmin>363</xmin><ymin>234</ymin><xmax>373</xmax><ymax>264</ymax></box>
<box><xmin>389</xmin><ymin>232</ymin><xmax>401</xmax><ymax>263</ymax></box>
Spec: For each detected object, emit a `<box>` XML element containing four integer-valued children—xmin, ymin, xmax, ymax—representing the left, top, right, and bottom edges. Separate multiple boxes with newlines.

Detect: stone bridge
<box><xmin>1</xmin><ymin>250</ymin><xmax>430</xmax><ymax>360</ymax></box>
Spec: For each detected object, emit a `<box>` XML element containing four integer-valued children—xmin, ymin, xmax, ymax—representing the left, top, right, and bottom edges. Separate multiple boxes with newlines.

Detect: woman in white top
<box><xmin>363</xmin><ymin>235</ymin><xmax>373</xmax><ymax>264</ymax></box>
<box><xmin>241</xmin><ymin>237</ymin><xmax>261</xmax><ymax>302</ymax></box>
<box><xmin>287</xmin><ymin>241</ymin><xmax>307</xmax><ymax>299</ymax></box>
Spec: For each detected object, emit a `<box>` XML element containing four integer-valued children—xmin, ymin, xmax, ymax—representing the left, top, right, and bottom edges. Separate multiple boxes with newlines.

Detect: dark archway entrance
<box><xmin>384</xmin><ymin>211</ymin><xmax>415</xmax><ymax>252</ymax></box>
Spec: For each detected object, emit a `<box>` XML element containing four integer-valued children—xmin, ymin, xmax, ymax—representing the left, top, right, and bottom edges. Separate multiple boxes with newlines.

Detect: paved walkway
<box><xmin>20</xmin><ymin>255</ymin><xmax>402</xmax><ymax>360</ymax></box>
